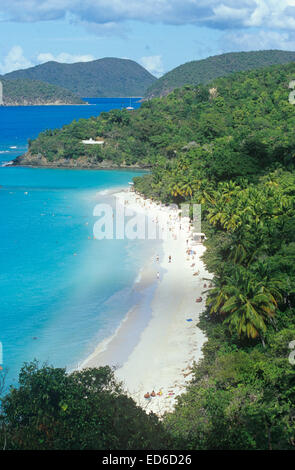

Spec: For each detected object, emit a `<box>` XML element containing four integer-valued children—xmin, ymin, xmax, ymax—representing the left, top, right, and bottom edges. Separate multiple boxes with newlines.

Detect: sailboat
<box><xmin>126</xmin><ymin>97</ymin><xmax>134</xmax><ymax>110</ymax></box>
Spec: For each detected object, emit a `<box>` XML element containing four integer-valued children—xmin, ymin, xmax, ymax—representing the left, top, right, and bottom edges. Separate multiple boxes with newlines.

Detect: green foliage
<box><xmin>164</xmin><ymin>350</ymin><xmax>295</xmax><ymax>449</ymax></box>
<box><xmin>3</xmin><ymin>58</ymin><xmax>156</xmax><ymax>97</ymax></box>
<box><xmin>0</xmin><ymin>362</ymin><xmax>169</xmax><ymax>450</ymax></box>
<box><xmin>1</xmin><ymin>78</ymin><xmax>83</xmax><ymax>105</ymax></box>
<box><xmin>145</xmin><ymin>49</ymin><xmax>295</xmax><ymax>98</ymax></box>
<box><xmin>24</xmin><ymin>62</ymin><xmax>295</xmax><ymax>171</ymax></box>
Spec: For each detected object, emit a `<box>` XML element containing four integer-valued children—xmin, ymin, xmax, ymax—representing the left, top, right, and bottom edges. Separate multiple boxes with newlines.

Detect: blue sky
<box><xmin>1</xmin><ymin>1</ymin><xmax>295</xmax><ymax>77</ymax></box>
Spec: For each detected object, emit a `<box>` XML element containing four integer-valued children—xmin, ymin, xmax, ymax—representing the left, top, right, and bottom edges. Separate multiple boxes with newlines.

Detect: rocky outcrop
<box><xmin>3</xmin><ymin>99</ymin><xmax>86</xmax><ymax>106</ymax></box>
<box><xmin>12</xmin><ymin>152</ymin><xmax>148</xmax><ymax>169</ymax></box>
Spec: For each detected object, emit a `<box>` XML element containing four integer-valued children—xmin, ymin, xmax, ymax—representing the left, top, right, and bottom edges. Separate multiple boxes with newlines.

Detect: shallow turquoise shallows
<box><xmin>0</xmin><ymin>98</ymin><xmax>155</xmax><ymax>386</ymax></box>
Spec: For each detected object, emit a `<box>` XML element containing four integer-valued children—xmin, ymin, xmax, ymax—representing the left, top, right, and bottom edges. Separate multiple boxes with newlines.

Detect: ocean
<box><xmin>0</xmin><ymin>97</ymin><xmax>141</xmax><ymax>164</ymax></box>
<box><xmin>0</xmin><ymin>98</ymin><xmax>157</xmax><ymax>386</ymax></box>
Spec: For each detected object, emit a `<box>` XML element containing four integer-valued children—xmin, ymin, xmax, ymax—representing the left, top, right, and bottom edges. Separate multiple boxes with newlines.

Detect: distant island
<box><xmin>0</xmin><ymin>78</ymin><xmax>85</xmax><ymax>106</ymax></box>
<box><xmin>3</xmin><ymin>57</ymin><xmax>157</xmax><ymax>98</ymax></box>
<box><xmin>145</xmin><ymin>49</ymin><xmax>295</xmax><ymax>98</ymax></box>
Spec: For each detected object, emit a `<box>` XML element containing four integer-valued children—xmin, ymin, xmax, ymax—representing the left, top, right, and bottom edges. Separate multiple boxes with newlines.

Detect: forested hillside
<box><xmin>18</xmin><ymin>62</ymin><xmax>295</xmax><ymax>171</ymax></box>
<box><xmin>0</xmin><ymin>78</ymin><xmax>84</xmax><ymax>105</ymax></box>
<box><xmin>3</xmin><ymin>58</ymin><xmax>157</xmax><ymax>98</ymax></box>
<box><xmin>7</xmin><ymin>62</ymin><xmax>295</xmax><ymax>449</ymax></box>
<box><xmin>145</xmin><ymin>50</ymin><xmax>295</xmax><ymax>98</ymax></box>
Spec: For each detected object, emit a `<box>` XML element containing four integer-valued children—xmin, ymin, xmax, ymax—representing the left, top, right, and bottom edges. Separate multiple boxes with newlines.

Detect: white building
<box><xmin>81</xmin><ymin>138</ymin><xmax>104</xmax><ymax>145</ymax></box>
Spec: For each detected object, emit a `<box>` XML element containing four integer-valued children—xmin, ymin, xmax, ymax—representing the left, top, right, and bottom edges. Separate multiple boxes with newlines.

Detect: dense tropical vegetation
<box><xmin>1</xmin><ymin>78</ymin><xmax>84</xmax><ymax>105</ymax></box>
<box><xmin>5</xmin><ymin>61</ymin><xmax>295</xmax><ymax>449</ymax></box>
<box><xmin>0</xmin><ymin>363</ymin><xmax>168</xmax><ymax>450</ymax></box>
<box><xmin>20</xmin><ymin>62</ymin><xmax>295</xmax><ymax>169</ymax></box>
<box><xmin>3</xmin><ymin>58</ymin><xmax>156</xmax><ymax>98</ymax></box>
<box><xmin>145</xmin><ymin>49</ymin><xmax>295</xmax><ymax>98</ymax></box>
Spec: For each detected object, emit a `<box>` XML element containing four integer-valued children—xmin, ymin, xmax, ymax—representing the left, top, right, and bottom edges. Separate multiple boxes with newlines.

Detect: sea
<box><xmin>0</xmin><ymin>98</ymin><xmax>158</xmax><ymax>386</ymax></box>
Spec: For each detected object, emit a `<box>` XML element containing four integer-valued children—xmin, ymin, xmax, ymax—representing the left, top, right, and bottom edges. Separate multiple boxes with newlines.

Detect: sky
<box><xmin>1</xmin><ymin>1</ymin><xmax>295</xmax><ymax>77</ymax></box>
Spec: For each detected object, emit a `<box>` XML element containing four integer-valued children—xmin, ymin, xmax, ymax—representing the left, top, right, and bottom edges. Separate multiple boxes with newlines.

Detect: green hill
<box><xmin>17</xmin><ymin>62</ymin><xmax>295</xmax><ymax>171</ymax></box>
<box><xmin>145</xmin><ymin>49</ymin><xmax>295</xmax><ymax>98</ymax></box>
<box><xmin>0</xmin><ymin>78</ymin><xmax>84</xmax><ymax>105</ymax></box>
<box><xmin>3</xmin><ymin>58</ymin><xmax>157</xmax><ymax>98</ymax></box>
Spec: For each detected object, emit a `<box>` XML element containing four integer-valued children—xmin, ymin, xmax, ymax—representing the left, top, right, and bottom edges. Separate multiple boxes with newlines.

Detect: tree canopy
<box><xmin>145</xmin><ymin>49</ymin><xmax>295</xmax><ymax>98</ymax></box>
<box><xmin>1</xmin><ymin>78</ymin><xmax>84</xmax><ymax>105</ymax></box>
<box><xmin>21</xmin><ymin>62</ymin><xmax>295</xmax><ymax>172</ymax></box>
<box><xmin>3</xmin><ymin>58</ymin><xmax>156</xmax><ymax>98</ymax></box>
<box><xmin>0</xmin><ymin>362</ymin><xmax>169</xmax><ymax>450</ymax></box>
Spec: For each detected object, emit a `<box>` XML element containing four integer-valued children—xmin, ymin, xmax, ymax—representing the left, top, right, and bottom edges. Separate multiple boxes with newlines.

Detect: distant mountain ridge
<box><xmin>0</xmin><ymin>78</ymin><xmax>84</xmax><ymax>105</ymax></box>
<box><xmin>4</xmin><ymin>58</ymin><xmax>157</xmax><ymax>98</ymax></box>
<box><xmin>145</xmin><ymin>50</ymin><xmax>295</xmax><ymax>98</ymax></box>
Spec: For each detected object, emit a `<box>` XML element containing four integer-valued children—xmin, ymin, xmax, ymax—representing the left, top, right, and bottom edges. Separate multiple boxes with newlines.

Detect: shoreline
<box><xmin>9</xmin><ymin>161</ymin><xmax>150</xmax><ymax>171</ymax></box>
<box><xmin>1</xmin><ymin>102</ymin><xmax>88</xmax><ymax>107</ymax></box>
<box><xmin>10</xmin><ymin>165</ymin><xmax>150</xmax><ymax>171</ymax></box>
<box><xmin>81</xmin><ymin>188</ymin><xmax>213</xmax><ymax>416</ymax></box>
<box><xmin>79</xmin><ymin>253</ymin><xmax>160</xmax><ymax>371</ymax></box>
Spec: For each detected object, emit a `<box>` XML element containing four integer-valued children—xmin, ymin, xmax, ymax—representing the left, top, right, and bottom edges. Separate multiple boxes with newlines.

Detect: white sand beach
<box><xmin>81</xmin><ymin>188</ymin><xmax>213</xmax><ymax>416</ymax></box>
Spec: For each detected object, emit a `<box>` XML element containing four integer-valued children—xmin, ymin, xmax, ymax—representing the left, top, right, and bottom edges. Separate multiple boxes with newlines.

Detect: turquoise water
<box><xmin>0</xmin><ymin>97</ymin><xmax>141</xmax><ymax>164</ymax></box>
<box><xmin>0</xmin><ymin>99</ymin><xmax>156</xmax><ymax>386</ymax></box>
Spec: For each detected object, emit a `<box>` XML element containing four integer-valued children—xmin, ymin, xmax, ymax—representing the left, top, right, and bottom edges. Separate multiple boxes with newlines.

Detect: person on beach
<box><xmin>157</xmin><ymin>272</ymin><xmax>160</xmax><ymax>279</ymax></box>
<box><xmin>168</xmin><ymin>255</ymin><xmax>172</xmax><ymax>263</ymax></box>
<box><xmin>144</xmin><ymin>392</ymin><xmax>150</xmax><ymax>399</ymax></box>
<box><xmin>151</xmin><ymin>390</ymin><xmax>156</xmax><ymax>397</ymax></box>
<box><xmin>156</xmin><ymin>255</ymin><xmax>159</xmax><ymax>262</ymax></box>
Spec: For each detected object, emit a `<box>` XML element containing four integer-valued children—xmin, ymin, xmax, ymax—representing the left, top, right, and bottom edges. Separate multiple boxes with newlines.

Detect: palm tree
<box><xmin>169</xmin><ymin>180</ymin><xmax>183</xmax><ymax>198</ymax></box>
<box><xmin>207</xmin><ymin>200</ymin><xmax>227</xmax><ymax>226</ymax></box>
<box><xmin>206</xmin><ymin>282</ymin><xmax>230</xmax><ymax>315</ymax></box>
<box><xmin>206</xmin><ymin>268</ymin><xmax>283</xmax><ymax>343</ymax></box>
<box><xmin>180</xmin><ymin>179</ymin><xmax>193</xmax><ymax>198</ymax></box>
<box><xmin>222</xmin><ymin>285</ymin><xmax>278</xmax><ymax>341</ymax></box>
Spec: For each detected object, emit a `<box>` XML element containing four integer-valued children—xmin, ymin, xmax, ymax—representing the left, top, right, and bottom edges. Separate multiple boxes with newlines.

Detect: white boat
<box><xmin>126</xmin><ymin>98</ymin><xmax>134</xmax><ymax>110</ymax></box>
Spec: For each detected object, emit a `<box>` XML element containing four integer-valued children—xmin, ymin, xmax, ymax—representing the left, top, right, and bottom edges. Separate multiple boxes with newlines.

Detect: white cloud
<box><xmin>0</xmin><ymin>46</ymin><xmax>33</xmax><ymax>74</ymax></box>
<box><xmin>0</xmin><ymin>46</ymin><xmax>96</xmax><ymax>74</ymax></box>
<box><xmin>213</xmin><ymin>4</ymin><xmax>250</xmax><ymax>22</ymax></box>
<box><xmin>244</xmin><ymin>1</ymin><xmax>295</xmax><ymax>30</ymax></box>
<box><xmin>0</xmin><ymin>0</ymin><xmax>69</xmax><ymax>22</ymax></box>
<box><xmin>1</xmin><ymin>1</ymin><xmax>295</xmax><ymax>32</ymax></box>
<box><xmin>37</xmin><ymin>52</ymin><xmax>95</xmax><ymax>63</ymax></box>
<box><xmin>139</xmin><ymin>55</ymin><xmax>164</xmax><ymax>77</ymax></box>
<box><xmin>77</xmin><ymin>20</ymin><xmax>129</xmax><ymax>37</ymax></box>
<box><xmin>1</xmin><ymin>1</ymin><xmax>295</xmax><ymax>65</ymax></box>
<box><xmin>221</xmin><ymin>30</ymin><xmax>295</xmax><ymax>52</ymax></box>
